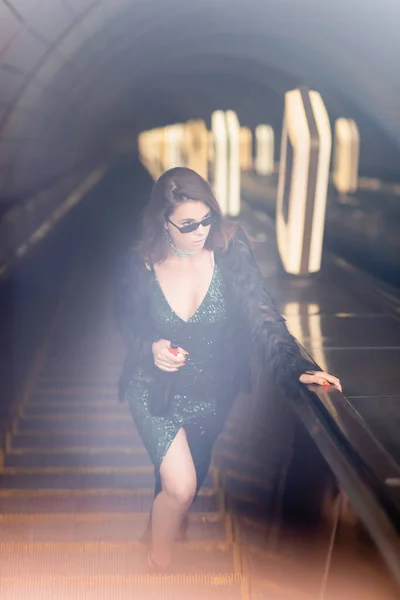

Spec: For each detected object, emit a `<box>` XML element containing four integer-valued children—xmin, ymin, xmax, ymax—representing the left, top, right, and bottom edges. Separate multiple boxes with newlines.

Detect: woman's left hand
<box><xmin>299</xmin><ymin>370</ymin><xmax>342</xmax><ymax>392</ymax></box>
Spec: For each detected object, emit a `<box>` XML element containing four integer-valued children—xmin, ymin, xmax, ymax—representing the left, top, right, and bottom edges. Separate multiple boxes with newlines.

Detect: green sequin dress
<box><xmin>125</xmin><ymin>263</ymin><xmax>234</xmax><ymax>492</ymax></box>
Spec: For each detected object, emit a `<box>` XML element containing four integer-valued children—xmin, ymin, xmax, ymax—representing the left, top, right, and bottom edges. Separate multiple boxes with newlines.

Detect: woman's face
<box><xmin>166</xmin><ymin>201</ymin><xmax>212</xmax><ymax>253</ymax></box>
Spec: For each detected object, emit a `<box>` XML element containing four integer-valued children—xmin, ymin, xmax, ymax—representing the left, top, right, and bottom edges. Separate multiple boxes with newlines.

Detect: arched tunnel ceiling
<box><xmin>0</xmin><ymin>0</ymin><xmax>400</xmax><ymax>199</ymax></box>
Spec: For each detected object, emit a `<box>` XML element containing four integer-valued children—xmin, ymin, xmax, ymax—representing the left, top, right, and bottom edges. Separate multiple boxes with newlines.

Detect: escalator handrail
<box><xmin>291</xmin><ymin>382</ymin><xmax>400</xmax><ymax>588</ymax></box>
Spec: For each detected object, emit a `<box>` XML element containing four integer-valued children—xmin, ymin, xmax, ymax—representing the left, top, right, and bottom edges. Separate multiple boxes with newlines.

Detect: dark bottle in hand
<box><xmin>148</xmin><ymin>341</ymin><xmax>180</xmax><ymax>416</ymax></box>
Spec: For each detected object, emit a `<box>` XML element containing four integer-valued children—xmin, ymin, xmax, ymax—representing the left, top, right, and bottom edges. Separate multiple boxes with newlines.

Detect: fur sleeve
<box><xmin>224</xmin><ymin>230</ymin><xmax>321</xmax><ymax>392</ymax></box>
<box><xmin>114</xmin><ymin>249</ymin><xmax>156</xmax><ymax>360</ymax></box>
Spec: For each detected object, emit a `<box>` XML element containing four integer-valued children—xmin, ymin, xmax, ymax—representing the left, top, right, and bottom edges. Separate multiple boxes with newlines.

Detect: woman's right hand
<box><xmin>152</xmin><ymin>339</ymin><xmax>188</xmax><ymax>372</ymax></box>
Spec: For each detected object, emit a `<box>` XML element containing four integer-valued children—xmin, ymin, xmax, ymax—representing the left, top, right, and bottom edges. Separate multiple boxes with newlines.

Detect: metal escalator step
<box><xmin>16</xmin><ymin>418</ymin><xmax>136</xmax><ymax>433</ymax></box>
<box><xmin>47</xmin><ymin>332</ymin><xmax>122</xmax><ymax>341</ymax></box>
<box><xmin>36</xmin><ymin>377</ymin><xmax>121</xmax><ymax>388</ymax></box>
<box><xmin>43</xmin><ymin>358</ymin><xmax>124</xmax><ymax>370</ymax></box>
<box><xmin>5</xmin><ymin>449</ymin><xmax>152</xmax><ymax>469</ymax></box>
<box><xmin>11</xmin><ymin>432</ymin><xmax>142</xmax><ymax>449</ymax></box>
<box><xmin>35</xmin><ymin>378</ymin><xmax>118</xmax><ymax>389</ymax></box>
<box><xmin>39</xmin><ymin>365</ymin><xmax>122</xmax><ymax>376</ymax></box>
<box><xmin>228</xmin><ymin>496</ymin><xmax>274</xmax><ymax>521</ymax></box>
<box><xmin>45</xmin><ymin>348</ymin><xmax>123</xmax><ymax>358</ymax></box>
<box><xmin>214</xmin><ymin>452</ymin><xmax>279</xmax><ymax>484</ymax></box>
<box><xmin>38</xmin><ymin>370</ymin><xmax>121</xmax><ymax>381</ymax></box>
<box><xmin>20</xmin><ymin>410</ymin><xmax>133</xmax><ymax>429</ymax></box>
<box><xmin>232</xmin><ymin>515</ymin><xmax>273</xmax><ymax>546</ymax></box>
<box><xmin>224</xmin><ymin>419</ymin><xmax>252</xmax><ymax>437</ymax></box>
<box><xmin>21</xmin><ymin>402</ymin><xmax>131</xmax><ymax>417</ymax></box>
<box><xmin>250</xmin><ymin>580</ymin><xmax>313</xmax><ymax>600</ymax></box>
<box><xmin>36</xmin><ymin>376</ymin><xmax>119</xmax><ymax>387</ymax></box>
<box><xmin>0</xmin><ymin>513</ymin><xmax>229</xmax><ymax>543</ymax></box>
<box><xmin>46</xmin><ymin>352</ymin><xmax>126</xmax><ymax>365</ymax></box>
<box><xmin>215</xmin><ymin>432</ymin><xmax>269</xmax><ymax>454</ymax></box>
<box><xmin>21</xmin><ymin>414</ymin><xmax>131</xmax><ymax>422</ymax></box>
<box><xmin>0</xmin><ymin>469</ymin><xmax>215</xmax><ymax>490</ymax></box>
<box><xmin>44</xmin><ymin>351</ymin><xmax>123</xmax><ymax>361</ymax></box>
<box><xmin>0</xmin><ymin>488</ymin><xmax>220</xmax><ymax>514</ymax></box>
<box><xmin>46</xmin><ymin>334</ymin><xmax>122</xmax><ymax>343</ymax></box>
<box><xmin>30</xmin><ymin>389</ymin><xmax>118</xmax><ymax>402</ymax></box>
<box><xmin>214</xmin><ymin>447</ymin><xmax>272</xmax><ymax>469</ymax></box>
<box><xmin>31</xmin><ymin>384</ymin><xmax>118</xmax><ymax>395</ymax></box>
<box><xmin>0</xmin><ymin>573</ymin><xmax>247</xmax><ymax>600</ymax></box>
<box><xmin>243</xmin><ymin>546</ymin><xmax>321</xmax><ymax>599</ymax></box>
<box><xmin>222</xmin><ymin>469</ymin><xmax>273</xmax><ymax>496</ymax></box>
<box><xmin>0</xmin><ymin>541</ymin><xmax>237</xmax><ymax>576</ymax></box>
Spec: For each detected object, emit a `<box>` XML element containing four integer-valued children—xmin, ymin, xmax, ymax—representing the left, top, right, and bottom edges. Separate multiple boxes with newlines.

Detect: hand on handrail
<box><xmin>299</xmin><ymin>370</ymin><xmax>342</xmax><ymax>393</ymax></box>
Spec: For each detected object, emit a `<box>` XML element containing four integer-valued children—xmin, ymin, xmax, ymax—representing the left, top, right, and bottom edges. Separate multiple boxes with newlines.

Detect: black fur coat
<box><xmin>114</xmin><ymin>229</ymin><xmax>319</xmax><ymax>403</ymax></box>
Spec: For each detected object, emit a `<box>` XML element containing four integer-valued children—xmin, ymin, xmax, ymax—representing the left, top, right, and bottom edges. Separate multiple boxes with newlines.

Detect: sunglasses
<box><xmin>167</xmin><ymin>213</ymin><xmax>217</xmax><ymax>234</ymax></box>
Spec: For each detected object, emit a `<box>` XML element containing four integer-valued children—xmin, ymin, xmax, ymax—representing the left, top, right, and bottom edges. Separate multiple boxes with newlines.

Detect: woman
<box><xmin>115</xmin><ymin>167</ymin><xmax>341</xmax><ymax>571</ymax></box>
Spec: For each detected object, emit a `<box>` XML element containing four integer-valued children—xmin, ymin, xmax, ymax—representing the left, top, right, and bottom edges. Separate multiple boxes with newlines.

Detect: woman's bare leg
<box><xmin>150</xmin><ymin>428</ymin><xmax>196</xmax><ymax>567</ymax></box>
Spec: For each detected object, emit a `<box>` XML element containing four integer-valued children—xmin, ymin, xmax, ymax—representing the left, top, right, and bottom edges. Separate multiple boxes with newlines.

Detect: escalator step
<box><xmin>232</xmin><ymin>515</ymin><xmax>274</xmax><ymax>546</ymax></box>
<box><xmin>45</xmin><ymin>352</ymin><xmax>125</xmax><ymax>364</ymax></box>
<box><xmin>0</xmin><ymin>489</ymin><xmax>220</xmax><ymax>514</ymax></box>
<box><xmin>0</xmin><ymin>541</ymin><xmax>236</xmax><ymax>576</ymax></box>
<box><xmin>38</xmin><ymin>365</ymin><xmax>122</xmax><ymax>376</ymax></box>
<box><xmin>243</xmin><ymin>545</ymin><xmax>322</xmax><ymax>599</ymax></box>
<box><xmin>222</xmin><ymin>469</ymin><xmax>273</xmax><ymax>498</ymax></box>
<box><xmin>35</xmin><ymin>376</ymin><xmax>119</xmax><ymax>386</ymax></box>
<box><xmin>12</xmin><ymin>428</ymin><xmax>267</xmax><ymax>450</ymax></box>
<box><xmin>30</xmin><ymin>389</ymin><xmax>118</xmax><ymax>402</ymax></box>
<box><xmin>11</xmin><ymin>432</ymin><xmax>142</xmax><ymax>449</ymax></box>
<box><xmin>29</xmin><ymin>386</ymin><xmax>120</xmax><ymax>397</ymax></box>
<box><xmin>18</xmin><ymin>413</ymin><xmax>132</xmax><ymax>422</ymax></box>
<box><xmin>17</xmin><ymin>418</ymin><xmax>136</xmax><ymax>433</ymax></box>
<box><xmin>5</xmin><ymin>449</ymin><xmax>152</xmax><ymax>468</ymax></box>
<box><xmin>0</xmin><ymin>573</ymin><xmax>247</xmax><ymax>600</ymax></box>
<box><xmin>0</xmin><ymin>513</ymin><xmax>228</xmax><ymax>543</ymax></box>
<box><xmin>21</xmin><ymin>402</ymin><xmax>131</xmax><ymax>417</ymax></box>
<box><xmin>35</xmin><ymin>377</ymin><xmax>120</xmax><ymax>388</ymax></box>
<box><xmin>228</xmin><ymin>497</ymin><xmax>273</xmax><ymax>520</ymax></box>
<box><xmin>0</xmin><ymin>469</ymin><xmax>215</xmax><ymax>490</ymax></box>
<box><xmin>42</xmin><ymin>359</ymin><xmax>124</xmax><ymax>371</ymax></box>
<box><xmin>214</xmin><ymin>450</ymin><xmax>279</xmax><ymax>480</ymax></box>
<box><xmin>31</xmin><ymin>383</ymin><xmax>118</xmax><ymax>395</ymax></box>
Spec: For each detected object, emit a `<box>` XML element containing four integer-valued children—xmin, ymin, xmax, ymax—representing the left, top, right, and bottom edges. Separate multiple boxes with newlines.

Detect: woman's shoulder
<box><xmin>232</xmin><ymin>226</ymin><xmax>251</xmax><ymax>245</ymax></box>
<box><xmin>116</xmin><ymin>246</ymin><xmax>152</xmax><ymax>280</ymax></box>
<box><xmin>221</xmin><ymin>226</ymin><xmax>251</xmax><ymax>256</ymax></box>
<box><xmin>216</xmin><ymin>225</ymin><xmax>257</xmax><ymax>274</ymax></box>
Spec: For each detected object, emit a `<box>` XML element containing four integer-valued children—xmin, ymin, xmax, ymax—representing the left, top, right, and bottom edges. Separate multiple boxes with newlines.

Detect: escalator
<box><xmin>0</xmin><ymin>162</ymin><xmax>399</xmax><ymax>599</ymax></box>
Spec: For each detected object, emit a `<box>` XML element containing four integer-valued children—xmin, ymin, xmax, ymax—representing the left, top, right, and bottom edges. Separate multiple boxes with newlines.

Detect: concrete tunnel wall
<box><xmin>1</xmin><ymin>0</ymin><xmax>400</xmax><ymax>203</ymax></box>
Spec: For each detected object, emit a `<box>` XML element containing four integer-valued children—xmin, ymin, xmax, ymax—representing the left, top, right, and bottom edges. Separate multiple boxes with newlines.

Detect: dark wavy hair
<box><xmin>136</xmin><ymin>167</ymin><xmax>239</xmax><ymax>264</ymax></box>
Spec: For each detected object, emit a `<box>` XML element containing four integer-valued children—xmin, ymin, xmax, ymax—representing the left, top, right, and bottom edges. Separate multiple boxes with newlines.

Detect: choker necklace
<box><xmin>165</xmin><ymin>229</ymin><xmax>199</xmax><ymax>257</ymax></box>
<box><xmin>168</xmin><ymin>239</ymin><xmax>199</xmax><ymax>257</ymax></box>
